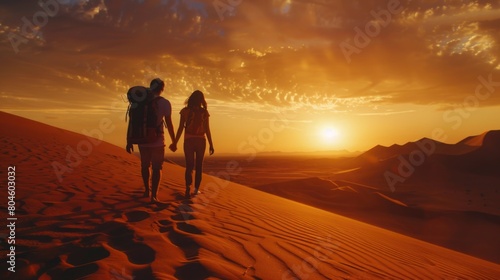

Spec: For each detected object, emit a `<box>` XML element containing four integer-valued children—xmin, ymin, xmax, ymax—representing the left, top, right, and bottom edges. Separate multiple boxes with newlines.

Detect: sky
<box><xmin>1</xmin><ymin>0</ymin><xmax>500</xmax><ymax>154</ymax></box>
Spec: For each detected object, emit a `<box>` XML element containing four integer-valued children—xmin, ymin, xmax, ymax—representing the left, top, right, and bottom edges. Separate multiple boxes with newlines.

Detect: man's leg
<box><xmin>150</xmin><ymin>169</ymin><xmax>162</xmax><ymax>202</ymax></box>
<box><xmin>184</xmin><ymin>139</ymin><xmax>195</xmax><ymax>198</ymax></box>
<box><xmin>139</xmin><ymin>146</ymin><xmax>152</xmax><ymax>197</ymax></box>
<box><xmin>150</xmin><ymin>146</ymin><xmax>165</xmax><ymax>202</ymax></box>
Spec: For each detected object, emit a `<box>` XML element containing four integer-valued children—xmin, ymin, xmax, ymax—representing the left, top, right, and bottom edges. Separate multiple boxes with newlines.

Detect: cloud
<box><xmin>1</xmin><ymin>0</ymin><xmax>500</xmax><ymax>116</ymax></box>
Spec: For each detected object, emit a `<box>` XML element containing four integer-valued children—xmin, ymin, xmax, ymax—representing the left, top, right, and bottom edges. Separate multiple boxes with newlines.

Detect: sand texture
<box><xmin>1</xmin><ymin>111</ymin><xmax>499</xmax><ymax>279</ymax></box>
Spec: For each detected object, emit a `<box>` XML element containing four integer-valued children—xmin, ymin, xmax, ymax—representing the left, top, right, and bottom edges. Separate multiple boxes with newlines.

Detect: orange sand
<box><xmin>1</xmin><ymin>111</ymin><xmax>499</xmax><ymax>279</ymax></box>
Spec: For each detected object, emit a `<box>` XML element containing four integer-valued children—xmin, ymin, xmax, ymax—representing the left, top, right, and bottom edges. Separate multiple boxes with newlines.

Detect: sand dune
<box><xmin>445</xmin><ymin>130</ymin><xmax>500</xmax><ymax>175</ymax></box>
<box><xmin>256</xmin><ymin>177</ymin><xmax>500</xmax><ymax>263</ymax></box>
<box><xmin>254</xmin><ymin>130</ymin><xmax>500</xmax><ymax>263</ymax></box>
<box><xmin>336</xmin><ymin>130</ymin><xmax>500</xmax><ymax>209</ymax></box>
<box><xmin>1</xmin><ymin>111</ymin><xmax>500</xmax><ymax>279</ymax></box>
<box><xmin>457</xmin><ymin>131</ymin><xmax>489</xmax><ymax>147</ymax></box>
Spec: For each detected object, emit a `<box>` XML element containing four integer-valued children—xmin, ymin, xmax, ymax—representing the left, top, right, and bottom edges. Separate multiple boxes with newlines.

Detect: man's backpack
<box><xmin>185</xmin><ymin>108</ymin><xmax>207</xmax><ymax>136</ymax></box>
<box><xmin>126</xmin><ymin>86</ymin><xmax>163</xmax><ymax>144</ymax></box>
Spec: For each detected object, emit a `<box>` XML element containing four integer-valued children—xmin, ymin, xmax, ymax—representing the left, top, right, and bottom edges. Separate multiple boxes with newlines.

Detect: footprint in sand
<box><xmin>100</xmin><ymin>221</ymin><xmax>156</xmax><ymax>265</ymax></box>
<box><xmin>167</xmin><ymin>221</ymin><xmax>210</xmax><ymax>279</ymax></box>
<box><xmin>124</xmin><ymin>210</ymin><xmax>150</xmax><ymax>222</ymax></box>
<box><xmin>66</xmin><ymin>246</ymin><xmax>110</xmax><ymax>266</ymax></box>
<box><xmin>113</xmin><ymin>241</ymin><xmax>156</xmax><ymax>265</ymax></box>
<box><xmin>60</xmin><ymin>191</ymin><xmax>76</xmax><ymax>202</ymax></box>
<box><xmin>177</xmin><ymin>222</ymin><xmax>202</xmax><ymax>235</ymax></box>
<box><xmin>61</xmin><ymin>263</ymin><xmax>99</xmax><ymax>279</ymax></box>
<box><xmin>158</xmin><ymin>220</ymin><xmax>172</xmax><ymax>226</ymax></box>
<box><xmin>172</xmin><ymin>203</ymin><xmax>195</xmax><ymax>222</ymax></box>
<box><xmin>37</xmin><ymin>202</ymin><xmax>54</xmax><ymax>215</ymax></box>
<box><xmin>22</xmin><ymin>235</ymin><xmax>53</xmax><ymax>243</ymax></box>
<box><xmin>174</xmin><ymin>262</ymin><xmax>210</xmax><ymax>280</ymax></box>
<box><xmin>157</xmin><ymin>220</ymin><xmax>173</xmax><ymax>233</ymax></box>
<box><xmin>168</xmin><ymin>228</ymin><xmax>200</xmax><ymax>260</ymax></box>
<box><xmin>171</xmin><ymin>212</ymin><xmax>195</xmax><ymax>222</ymax></box>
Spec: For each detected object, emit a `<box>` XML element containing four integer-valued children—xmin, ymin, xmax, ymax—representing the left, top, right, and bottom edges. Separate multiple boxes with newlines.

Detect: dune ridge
<box><xmin>255</xmin><ymin>130</ymin><xmax>500</xmax><ymax>263</ymax></box>
<box><xmin>1</xmin><ymin>111</ymin><xmax>500</xmax><ymax>279</ymax></box>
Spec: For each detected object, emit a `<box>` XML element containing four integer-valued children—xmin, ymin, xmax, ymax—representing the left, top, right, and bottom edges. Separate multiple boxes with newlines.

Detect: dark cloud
<box><xmin>1</xmin><ymin>0</ymin><xmax>500</xmax><ymax>115</ymax></box>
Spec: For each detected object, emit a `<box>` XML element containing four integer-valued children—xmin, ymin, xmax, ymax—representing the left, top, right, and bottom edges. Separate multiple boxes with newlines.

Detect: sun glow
<box><xmin>319</xmin><ymin>126</ymin><xmax>341</xmax><ymax>145</ymax></box>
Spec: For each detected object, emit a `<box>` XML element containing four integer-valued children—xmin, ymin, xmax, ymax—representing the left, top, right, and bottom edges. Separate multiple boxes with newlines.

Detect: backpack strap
<box><xmin>125</xmin><ymin>103</ymin><xmax>131</xmax><ymax>122</ymax></box>
<box><xmin>151</xmin><ymin>96</ymin><xmax>164</xmax><ymax>134</ymax></box>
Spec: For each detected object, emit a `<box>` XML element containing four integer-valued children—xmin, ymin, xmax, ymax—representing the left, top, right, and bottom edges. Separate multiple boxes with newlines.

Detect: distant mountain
<box><xmin>356</xmin><ymin>135</ymin><xmax>484</xmax><ymax>164</ymax></box>
<box><xmin>456</xmin><ymin>131</ymin><xmax>489</xmax><ymax>147</ymax></box>
<box><xmin>468</xmin><ymin>130</ymin><xmax>500</xmax><ymax>154</ymax></box>
<box><xmin>442</xmin><ymin>130</ymin><xmax>500</xmax><ymax>174</ymax></box>
<box><xmin>335</xmin><ymin>130</ymin><xmax>500</xmax><ymax>188</ymax></box>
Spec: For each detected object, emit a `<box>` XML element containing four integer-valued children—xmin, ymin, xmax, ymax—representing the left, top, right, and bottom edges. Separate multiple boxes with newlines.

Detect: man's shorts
<box><xmin>139</xmin><ymin>146</ymin><xmax>165</xmax><ymax>170</ymax></box>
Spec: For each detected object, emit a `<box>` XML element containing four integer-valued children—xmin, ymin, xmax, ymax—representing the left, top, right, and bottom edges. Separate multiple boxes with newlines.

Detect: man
<box><xmin>126</xmin><ymin>78</ymin><xmax>176</xmax><ymax>203</ymax></box>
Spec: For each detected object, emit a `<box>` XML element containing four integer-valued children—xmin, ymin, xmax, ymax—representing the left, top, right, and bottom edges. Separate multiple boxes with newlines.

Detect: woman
<box><xmin>171</xmin><ymin>90</ymin><xmax>214</xmax><ymax>198</ymax></box>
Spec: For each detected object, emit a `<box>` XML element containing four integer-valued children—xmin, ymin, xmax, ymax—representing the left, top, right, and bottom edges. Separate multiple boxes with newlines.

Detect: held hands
<box><xmin>128</xmin><ymin>142</ymin><xmax>205</xmax><ymax>154</ymax></box>
<box><xmin>126</xmin><ymin>143</ymin><xmax>134</xmax><ymax>154</ymax></box>
<box><xmin>169</xmin><ymin>143</ymin><xmax>177</xmax><ymax>152</ymax></box>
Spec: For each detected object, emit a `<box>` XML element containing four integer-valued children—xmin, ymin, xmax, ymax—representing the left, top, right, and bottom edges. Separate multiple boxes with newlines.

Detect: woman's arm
<box><xmin>205</xmin><ymin>113</ymin><xmax>214</xmax><ymax>155</ymax></box>
<box><xmin>174</xmin><ymin>111</ymin><xmax>186</xmax><ymax>145</ymax></box>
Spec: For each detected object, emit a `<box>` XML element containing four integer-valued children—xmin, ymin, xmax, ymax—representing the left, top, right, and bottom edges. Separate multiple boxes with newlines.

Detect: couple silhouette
<box><xmin>126</xmin><ymin>78</ymin><xmax>214</xmax><ymax>202</ymax></box>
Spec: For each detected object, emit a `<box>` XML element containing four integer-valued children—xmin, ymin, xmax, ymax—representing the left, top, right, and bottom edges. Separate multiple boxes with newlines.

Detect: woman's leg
<box><xmin>194</xmin><ymin>138</ymin><xmax>207</xmax><ymax>193</ymax></box>
<box><xmin>184</xmin><ymin>139</ymin><xmax>195</xmax><ymax>197</ymax></box>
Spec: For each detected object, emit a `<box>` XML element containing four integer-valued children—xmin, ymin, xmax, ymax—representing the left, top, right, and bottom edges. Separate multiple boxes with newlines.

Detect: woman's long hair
<box><xmin>185</xmin><ymin>90</ymin><xmax>207</xmax><ymax>110</ymax></box>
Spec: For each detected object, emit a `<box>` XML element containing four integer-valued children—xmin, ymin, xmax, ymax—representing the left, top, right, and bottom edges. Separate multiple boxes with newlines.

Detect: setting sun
<box><xmin>319</xmin><ymin>126</ymin><xmax>341</xmax><ymax>145</ymax></box>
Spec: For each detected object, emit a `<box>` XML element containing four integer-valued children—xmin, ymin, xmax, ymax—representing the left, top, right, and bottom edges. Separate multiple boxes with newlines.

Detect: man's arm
<box><xmin>165</xmin><ymin>115</ymin><xmax>176</xmax><ymax>144</ymax></box>
<box><xmin>126</xmin><ymin>143</ymin><xmax>134</xmax><ymax>154</ymax></box>
<box><xmin>160</xmin><ymin>99</ymin><xmax>176</xmax><ymax>144</ymax></box>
